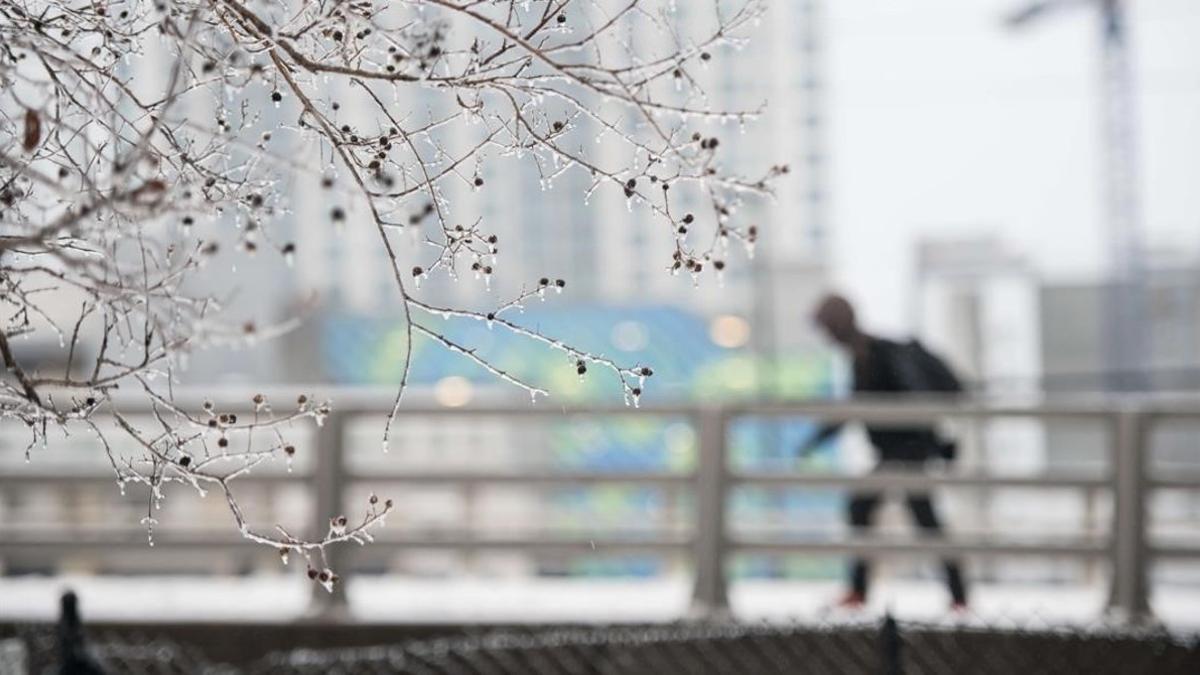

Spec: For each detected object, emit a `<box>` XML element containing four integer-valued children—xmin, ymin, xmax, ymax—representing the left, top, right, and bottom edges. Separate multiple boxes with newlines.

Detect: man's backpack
<box><xmin>887</xmin><ymin>339</ymin><xmax>963</xmax><ymax>460</ymax></box>
<box><xmin>897</xmin><ymin>339</ymin><xmax>964</xmax><ymax>393</ymax></box>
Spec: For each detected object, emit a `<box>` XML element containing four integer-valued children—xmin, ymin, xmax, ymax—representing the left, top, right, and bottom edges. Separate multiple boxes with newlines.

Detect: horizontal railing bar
<box><xmin>730</xmin><ymin>537</ymin><xmax>1109</xmax><ymax>558</ymax></box>
<box><xmin>0</xmin><ymin>472</ymin><xmax>1127</xmax><ymax>491</ymax></box>
<box><xmin>13</xmin><ymin>536</ymin><xmax>1192</xmax><ymax>559</ymax></box>
<box><xmin>11</xmin><ymin>533</ymin><xmax>1124</xmax><ymax>558</ymax></box>
<box><xmin>373</xmin><ymin>535</ymin><xmax>690</xmax><ymax>551</ymax></box>
<box><xmin>0</xmin><ymin>472</ymin><xmax>695</xmax><ymax>487</ymax></box>
<box><xmin>343</xmin><ymin>471</ymin><xmax>694</xmax><ymax>485</ymax></box>
<box><xmin>0</xmin><ymin>473</ymin><xmax>304</xmax><ymax>486</ymax></box>
<box><xmin>0</xmin><ymin>470</ymin><xmax>1125</xmax><ymax>490</ymax></box>
<box><xmin>722</xmin><ymin>400</ymin><xmax>1126</xmax><ymax>421</ymax></box>
<box><xmin>94</xmin><ymin>387</ymin><xmax>1200</xmax><ymax>420</ymax></box>
<box><xmin>0</xmin><ymin>533</ymin><xmax>691</xmax><ymax>553</ymax></box>
<box><xmin>0</xmin><ymin>474</ymin><xmax>1152</xmax><ymax>492</ymax></box>
<box><xmin>1148</xmin><ymin>473</ymin><xmax>1200</xmax><ymax>489</ymax></box>
<box><xmin>0</xmin><ymin>533</ymin><xmax>269</xmax><ymax>551</ymax></box>
<box><xmin>733</xmin><ymin>471</ymin><xmax>1110</xmax><ymax>490</ymax></box>
<box><xmin>1151</xmin><ymin>545</ymin><xmax>1200</xmax><ymax>560</ymax></box>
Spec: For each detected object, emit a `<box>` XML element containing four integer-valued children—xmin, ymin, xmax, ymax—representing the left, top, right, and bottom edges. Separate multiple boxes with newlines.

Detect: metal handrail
<box><xmin>4</xmin><ymin>391</ymin><xmax>1200</xmax><ymax>622</ymax></box>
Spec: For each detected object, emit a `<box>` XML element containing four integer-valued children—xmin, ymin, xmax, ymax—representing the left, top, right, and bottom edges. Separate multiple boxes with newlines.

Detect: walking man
<box><xmin>800</xmin><ymin>293</ymin><xmax>968</xmax><ymax>611</ymax></box>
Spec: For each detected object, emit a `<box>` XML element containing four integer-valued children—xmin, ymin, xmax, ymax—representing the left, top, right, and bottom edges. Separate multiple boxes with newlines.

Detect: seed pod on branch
<box><xmin>22</xmin><ymin>109</ymin><xmax>40</xmax><ymax>152</ymax></box>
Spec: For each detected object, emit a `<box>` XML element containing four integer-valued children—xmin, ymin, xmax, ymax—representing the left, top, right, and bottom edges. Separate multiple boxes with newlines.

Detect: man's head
<box><xmin>813</xmin><ymin>293</ymin><xmax>860</xmax><ymax>347</ymax></box>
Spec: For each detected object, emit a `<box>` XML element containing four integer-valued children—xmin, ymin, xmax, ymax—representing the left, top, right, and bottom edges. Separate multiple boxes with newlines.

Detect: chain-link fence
<box><xmin>248</xmin><ymin>621</ymin><xmax>1200</xmax><ymax>675</ymax></box>
<box><xmin>5</xmin><ymin>617</ymin><xmax>1199</xmax><ymax>675</ymax></box>
<box><xmin>2</xmin><ymin>623</ymin><xmax>234</xmax><ymax>675</ymax></box>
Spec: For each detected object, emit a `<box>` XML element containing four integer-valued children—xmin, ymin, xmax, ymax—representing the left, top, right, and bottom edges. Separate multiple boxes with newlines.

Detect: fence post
<box><xmin>691</xmin><ymin>406</ymin><xmax>730</xmax><ymax>616</ymax></box>
<box><xmin>307</xmin><ymin>410</ymin><xmax>350</xmax><ymax>619</ymax></box>
<box><xmin>881</xmin><ymin>612</ymin><xmax>903</xmax><ymax>675</ymax></box>
<box><xmin>1109</xmin><ymin>406</ymin><xmax>1152</xmax><ymax>621</ymax></box>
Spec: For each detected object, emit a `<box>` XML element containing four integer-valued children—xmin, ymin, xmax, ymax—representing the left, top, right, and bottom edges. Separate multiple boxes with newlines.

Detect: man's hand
<box><xmin>799</xmin><ymin>422</ymin><xmax>843</xmax><ymax>458</ymax></box>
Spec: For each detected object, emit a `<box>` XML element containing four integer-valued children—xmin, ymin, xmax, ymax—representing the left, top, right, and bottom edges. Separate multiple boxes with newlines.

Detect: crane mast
<box><xmin>1007</xmin><ymin>0</ymin><xmax>1146</xmax><ymax>391</ymax></box>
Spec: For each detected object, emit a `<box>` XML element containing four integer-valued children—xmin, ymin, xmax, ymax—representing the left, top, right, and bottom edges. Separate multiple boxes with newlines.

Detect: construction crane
<box><xmin>1006</xmin><ymin>0</ymin><xmax>1147</xmax><ymax>392</ymax></box>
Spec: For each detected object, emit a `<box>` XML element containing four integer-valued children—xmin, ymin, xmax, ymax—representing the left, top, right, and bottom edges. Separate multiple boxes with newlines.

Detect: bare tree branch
<box><xmin>0</xmin><ymin>0</ymin><xmax>782</xmax><ymax>588</ymax></box>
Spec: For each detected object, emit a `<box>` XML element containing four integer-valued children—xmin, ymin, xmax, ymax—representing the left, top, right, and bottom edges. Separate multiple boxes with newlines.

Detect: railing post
<box><xmin>1109</xmin><ymin>406</ymin><xmax>1152</xmax><ymax>622</ymax></box>
<box><xmin>307</xmin><ymin>410</ymin><xmax>350</xmax><ymax>620</ymax></box>
<box><xmin>691</xmin><ymin>406</ymin><xmax>730</xmax><ymax>616</ymax></box>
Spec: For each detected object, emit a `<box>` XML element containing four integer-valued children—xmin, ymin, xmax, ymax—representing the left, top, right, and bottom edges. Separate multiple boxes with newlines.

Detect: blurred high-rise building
<box><xmin>220</xmin><ymin>1</ymin><xmax>836</xmax><ymax>389</ymax></box>
<box><xmin>283</xmin><ymin>1</ymin><xmax>830</xmax><ymax>317</ymax></box>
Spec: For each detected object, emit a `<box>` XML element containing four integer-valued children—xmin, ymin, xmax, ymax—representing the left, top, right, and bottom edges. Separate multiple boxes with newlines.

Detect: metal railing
<box><xmin>3</xmin><ymin>390</ymin><xmax>1200</xmax><ymax>623</ymax></box>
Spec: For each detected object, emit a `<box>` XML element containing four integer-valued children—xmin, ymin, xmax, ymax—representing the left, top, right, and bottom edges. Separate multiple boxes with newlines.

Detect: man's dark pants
<box><xmin>846</xmin><ymin>456</ymin><xmax>968</xmax><ymax>605</ymax></box>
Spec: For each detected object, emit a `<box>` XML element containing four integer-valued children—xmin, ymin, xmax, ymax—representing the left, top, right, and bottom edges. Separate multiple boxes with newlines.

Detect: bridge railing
<box><xmin>3</xmin><ymin>390</ymin><xmax>1199</xmax><ymax>622</ymax></box>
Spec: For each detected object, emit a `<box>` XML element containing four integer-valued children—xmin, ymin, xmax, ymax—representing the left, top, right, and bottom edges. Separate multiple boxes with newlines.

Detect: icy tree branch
<box><xmin>0</xmin><ymin>0</ymin><xmax>782</xmax><ymax>588</ymax></box>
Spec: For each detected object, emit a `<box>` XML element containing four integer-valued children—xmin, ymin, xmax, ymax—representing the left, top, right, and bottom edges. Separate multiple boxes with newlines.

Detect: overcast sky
<box><xmin>822</xmin><ymin>0</ymin><xmax>1200</xmax><ymax>333</ymax></box>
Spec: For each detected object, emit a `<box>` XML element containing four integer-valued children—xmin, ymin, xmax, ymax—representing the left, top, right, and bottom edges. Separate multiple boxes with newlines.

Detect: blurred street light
<box><xmin>435</xmin><ymin>376</ymin><xmax>474</xmax><ymax>407</ymax></box>
<box><xmin>710</xmin><ymin>315</ymin><xmax>752</xmax><ymax>349</ymax></box>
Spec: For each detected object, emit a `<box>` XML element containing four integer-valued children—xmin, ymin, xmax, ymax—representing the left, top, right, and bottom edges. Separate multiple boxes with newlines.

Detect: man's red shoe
<box><xmin>835</xmin><ymin>591</ymin><xmax>866</xmax><ymax>609</ymax></box>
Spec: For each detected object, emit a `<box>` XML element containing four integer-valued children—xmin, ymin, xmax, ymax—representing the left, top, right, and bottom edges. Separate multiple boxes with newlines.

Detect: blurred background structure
<box><xmin>4</xmin><ymin>0</ymin><xmax>1200</xmax><ymax>634</ymax></box>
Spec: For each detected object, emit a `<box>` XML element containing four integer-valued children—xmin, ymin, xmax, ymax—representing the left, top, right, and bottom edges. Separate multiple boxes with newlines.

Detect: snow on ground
<box><xmin>2</xmin><ymin>576</ymin><xmax>1198</xmax><ymax>631</ymax></box>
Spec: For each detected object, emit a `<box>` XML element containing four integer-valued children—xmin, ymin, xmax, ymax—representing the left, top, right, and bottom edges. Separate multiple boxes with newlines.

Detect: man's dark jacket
<box><xmin>809</xmin><ymin>336</ymin><xmax>946</xmax><ymax>462</ymax></box>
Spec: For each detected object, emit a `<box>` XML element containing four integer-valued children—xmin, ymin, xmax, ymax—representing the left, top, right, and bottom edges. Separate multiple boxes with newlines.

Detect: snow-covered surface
<box><xmin>2</xmin><ymin>576</ymin><xmax>1198</xmax><ymax>630</ymax></box>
